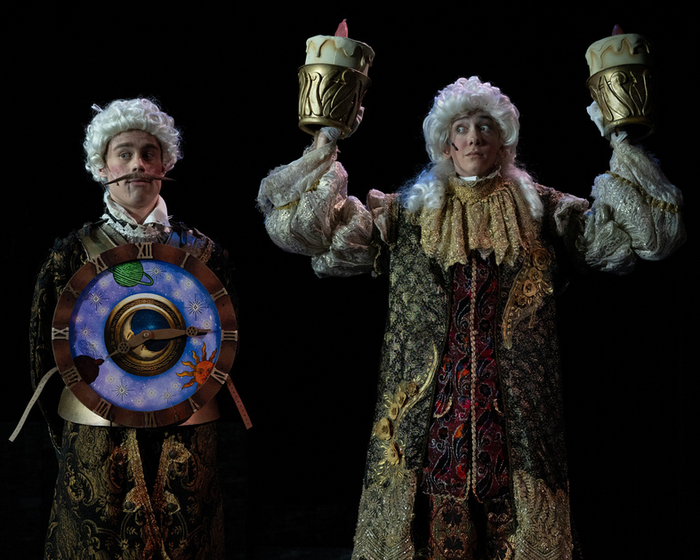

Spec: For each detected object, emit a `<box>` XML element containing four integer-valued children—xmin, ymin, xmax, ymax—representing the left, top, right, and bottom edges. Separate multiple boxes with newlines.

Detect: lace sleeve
<box><xmin>257</xmin><ymin>142</ymin><xmax>380</xmax><ymax>277</ymax></box>
<box><xmin>576</xmin><ymin>135</ymin><xmax>685</xmax><ymax>273</ymax></box>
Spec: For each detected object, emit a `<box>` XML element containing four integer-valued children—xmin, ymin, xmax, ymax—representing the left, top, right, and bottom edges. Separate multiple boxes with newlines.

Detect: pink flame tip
<box><xmin>335</xmin><ymin>19</ymin><xmax>348</xmax><ymax>37</ymax></box>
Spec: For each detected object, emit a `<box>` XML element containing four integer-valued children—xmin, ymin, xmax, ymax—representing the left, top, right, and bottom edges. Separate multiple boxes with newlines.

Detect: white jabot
<box><xmin>103</xmin><ymin>190</ymin><xmax>171</xmax><ymax>227</ymax></box>
<box><xmin>101</xmin><ymin>191</ymin><xmax>172</xmax><ymax>242</ymax></box>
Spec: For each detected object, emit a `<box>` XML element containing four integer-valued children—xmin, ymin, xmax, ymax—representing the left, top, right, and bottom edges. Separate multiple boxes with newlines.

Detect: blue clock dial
<box><xmin>52</xmin><ymin>243</ymin><xmax>238</xmax><ymax>428</ymax></box>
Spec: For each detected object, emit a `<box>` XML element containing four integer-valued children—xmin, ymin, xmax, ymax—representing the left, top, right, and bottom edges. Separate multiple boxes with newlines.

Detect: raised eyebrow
<box><xmin>452</xmin><ymin>114</ymin><xmax>496</xmax><ymax>127</ymax></box>
<box><xmin>475</xmin><ymin>115</ymin><xmax>496</xmax><ymax>125</ymax></box>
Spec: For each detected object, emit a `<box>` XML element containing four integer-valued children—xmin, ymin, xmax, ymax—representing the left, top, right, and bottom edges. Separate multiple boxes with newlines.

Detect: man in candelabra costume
<box><xmin>258</xmin><ymin>76</ymin><xmax>684</xmax><ymax>559</ymax></box>
<box><xmin>30</xmin><ymin>98</ymin><xmax>233</xmax><ymax>559</ymax></box>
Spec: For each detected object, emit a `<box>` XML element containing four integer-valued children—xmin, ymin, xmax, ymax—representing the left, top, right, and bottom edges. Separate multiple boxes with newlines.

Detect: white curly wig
<box><xmin>423</xmin><ymin>76</ymin><xmax>520</xmax><ymax>165</ymax></box>
<box><xmin>84</xmin><ymin>98</ymin><xmax>181</xmax><ymax>183</ymax></box>
<box><xmin>405</xmin><ymin>77</ymin><xmax>542</xmax><ymax>219</ymax></box>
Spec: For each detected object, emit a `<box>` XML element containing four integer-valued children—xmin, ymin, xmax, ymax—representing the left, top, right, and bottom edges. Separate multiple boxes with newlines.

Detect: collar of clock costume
<box><xmin>101</xmin><ymin>190</ymin><xmax>172</xmax><ymax>242</ymax></box>
<box><xmin>416</xmin><ymin>173</ymin><xmax>540</xmax><ymax>270</ymax></box>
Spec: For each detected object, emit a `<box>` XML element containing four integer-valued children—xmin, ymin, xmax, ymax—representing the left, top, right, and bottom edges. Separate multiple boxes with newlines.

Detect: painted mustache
<box><xmin>105</xmin><ymin>172</ymin><xmax>175</xmax><ymax>185</ymax></box>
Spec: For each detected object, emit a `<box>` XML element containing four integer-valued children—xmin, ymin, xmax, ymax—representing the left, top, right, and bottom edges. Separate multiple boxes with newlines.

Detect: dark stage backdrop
<box><xmin>3</xmin><ymin>4</ymin><xmax>695</xmax><ymax>559</ymax></box>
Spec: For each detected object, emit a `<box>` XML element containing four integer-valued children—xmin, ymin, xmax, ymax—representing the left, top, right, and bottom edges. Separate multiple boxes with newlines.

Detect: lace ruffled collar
<box><xmin>417</xmin><ymin>174</ymin><xmax>540</xmax><ymax>269</ymax></box>
<box><xmin>101</xmin><ymin>191</ymin><xmax>172</xmax><ymax>243</ymax></box>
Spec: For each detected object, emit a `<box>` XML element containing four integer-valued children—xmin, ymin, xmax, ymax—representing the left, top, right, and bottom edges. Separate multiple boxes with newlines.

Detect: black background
<box><xmin>3</xmin><ymin>3</ymin><xmax>696</xmax><ymax>558</ymax></box>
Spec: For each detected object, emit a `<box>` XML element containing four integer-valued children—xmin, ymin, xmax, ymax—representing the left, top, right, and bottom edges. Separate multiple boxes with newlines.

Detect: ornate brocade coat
<box><xmin>29</xmin><ymin>214</ymin><xmax>234</xmax><ymax>560</ymax></box>
<box><xmin>352</xmin><ymin>194</ymin><xmax>574</xmax><ymax>559</ymax></box>
<box><xmin>257</xmin><ymin>137</ymin><xmax>684</xmax><ymax>559</ymax></box>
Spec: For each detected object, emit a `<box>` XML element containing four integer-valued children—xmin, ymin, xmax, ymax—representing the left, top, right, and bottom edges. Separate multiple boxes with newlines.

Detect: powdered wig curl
<box><xmin>84</xmin><ymin>98</ymin><xmax>181</xmax><ymax>183</ymax></box>
<box><xmin>423</xmin><ymin>76</ymin><xmax>520</xmax><ymax>166</ymax></box>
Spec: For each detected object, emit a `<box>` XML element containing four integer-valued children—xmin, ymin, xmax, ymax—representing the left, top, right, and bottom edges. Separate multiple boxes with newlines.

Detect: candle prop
<box><xmin>298</xmin><ymin>20</ymin><xmax>375</xmax><ymax>137</ymax></box>
<box><xmin>585</xmin><ymin>25</ymin><xmax>654</xmax><ymax>139</ymax></box>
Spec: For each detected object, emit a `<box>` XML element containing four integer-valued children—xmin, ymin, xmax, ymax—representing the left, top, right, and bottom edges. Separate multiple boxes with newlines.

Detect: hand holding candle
<box><xmin>585</xmin><ymin>25</ymin><xmax>655</xmax><ymax>139</ymax></box>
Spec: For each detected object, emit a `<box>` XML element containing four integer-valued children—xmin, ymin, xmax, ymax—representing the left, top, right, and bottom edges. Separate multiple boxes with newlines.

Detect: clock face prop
<box><xmin>51</xmin><ymin>242</ymin><xmax>238</xmax><ymax>428</ymax></box>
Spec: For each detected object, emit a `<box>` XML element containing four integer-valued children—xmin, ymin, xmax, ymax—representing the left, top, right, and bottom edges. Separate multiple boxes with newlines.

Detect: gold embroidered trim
<box><xmin>370</xmin><ymin>344</ymin><xmax>439</xmax><ymax>484</ymax></box>
<box><xmin>448</xmin><ymin>173</ymin><xmax>505</xmax><ymax>204</ymax></box>
<box><xmin>428</xmin><ymin>494</ymin><xmax>477</xmax><ymax>560</ymax></box>
<box><xmin>273</xmin><ymin>178</ymin><xmax>321</xmax><ymax>211</ymax></box>
<box><xmin>352</xmin><ymin>469</ymin><xmax>418</xmax><ymax>560</ymax></box>
<box><xmin>274</xmin><ymin>199</ymin><xmax>298</xmax><ymax>211</ymax></box>
<box><xmin>606</xmin><ymin>171</ymin><xmax>680</xmax><ymax>213</ymax></box>
<box><xmin>468</xmin><ymin>255</ymin><xmax>479</xmax><ymax>496</ymax></box>
<box><xmin>512</xmin><ymin>470</ymin><xmax>573</xmax><ymax>560</ymax></box>
<box><xmin>124</xmin><ymin>430</ymin><xmax>171</xmax><ymax>560</ymax></box>
<box><xmin>155</xmin><ymin>436</ymin><xmax>191</xmax><ymax>516</ymax></box>
<box><xmin>306</xmin><ymin>178</ymin><xmax>321</xmax><ymax>193</ymax></box>
<box><xmin>417</xmin><ymin>176</ymin><xmax>539</xmax><ymax>270</ymax></box>
<box><xmin>501</xmin><ymin>245</ymin><xmax>554</xmax><ymax>349</ymax></box>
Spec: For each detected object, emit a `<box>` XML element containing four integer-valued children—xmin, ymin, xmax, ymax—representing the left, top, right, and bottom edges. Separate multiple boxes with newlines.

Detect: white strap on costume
<box><xmin>9</xmin><ymin>367</ymin><xmax>58</xmax><ymax>442</ymax></box>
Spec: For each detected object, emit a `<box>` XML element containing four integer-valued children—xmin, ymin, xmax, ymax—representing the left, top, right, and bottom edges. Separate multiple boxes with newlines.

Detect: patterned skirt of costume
<box><xmin>44</xmin><ymin>421</ymin><xmax>224</xmax><ymax>560</ymax></box>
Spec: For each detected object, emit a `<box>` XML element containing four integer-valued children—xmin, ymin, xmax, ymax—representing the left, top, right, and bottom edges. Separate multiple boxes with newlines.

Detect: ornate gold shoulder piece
<box><xmin>502</xmin><ymin>246</ymin><xmax>554</xmax><ymax>349</ymax></box>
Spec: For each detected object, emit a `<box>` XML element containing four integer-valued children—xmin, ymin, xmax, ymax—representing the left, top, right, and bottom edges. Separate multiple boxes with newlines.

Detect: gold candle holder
<box><xmin>585</xmin><ymin>29</ymin><xmax>654</xmax><ymax>139</ymax></box>
<box><xmin>298</xmin><ymin>31</ymin><xmax>375</xmax><ymax>137</ymax></box>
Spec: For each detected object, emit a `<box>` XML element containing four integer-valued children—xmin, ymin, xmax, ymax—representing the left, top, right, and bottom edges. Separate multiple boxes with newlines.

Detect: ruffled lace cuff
<box><xmin>258</xmin><ymin>142</ymin><xmax>378</xmax><ymax>277</ymax></box>
<box><xmin>578</xmin><ymin>136</ymin><xmax>685</xmax><ymax>273</ymax></box>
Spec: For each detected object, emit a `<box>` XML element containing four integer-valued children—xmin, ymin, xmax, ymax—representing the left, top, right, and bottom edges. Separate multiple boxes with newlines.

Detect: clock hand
<box><xmin>135</xmin><ymin>327</ymin><xmax>210</xmax><ymax>342</ymax></box>
<box><xmin>105</xmin><ymin>327</ymin><xmax>210</xmax><ymax>358</ymax></box>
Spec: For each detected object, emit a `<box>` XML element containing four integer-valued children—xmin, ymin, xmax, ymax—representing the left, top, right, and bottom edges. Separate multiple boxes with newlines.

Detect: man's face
<box><xmin>445</xmin><ymin>111</ymin><xmax>504</xmax><ymax>178</ymax></box>
<box><xmin>99</xmin><ymin>130</ymin><xmax>166</xmax><ymax>221</ymax></box>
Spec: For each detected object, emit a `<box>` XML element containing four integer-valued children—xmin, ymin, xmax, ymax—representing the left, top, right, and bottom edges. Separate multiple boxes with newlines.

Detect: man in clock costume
<box><xmin>257</xmin><ymin>76</ymin><xmax>685</xmax><ymax>559</ymax></box>
<box><xmin>30</xmin><ymin>98</ymin><xmax>233</xmax><ymax>559</ymax></box>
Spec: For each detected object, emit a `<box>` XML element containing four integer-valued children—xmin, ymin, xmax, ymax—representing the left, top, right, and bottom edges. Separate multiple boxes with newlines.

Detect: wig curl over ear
<box><xmin>423</xmin><ymin>76</ymin><xmax>520</xmax><ymax>165</ymax></box>
<box><xmin>83</xmin><ymin>98</ymin><xmax>181</xmax><ymax>183</ymax></box>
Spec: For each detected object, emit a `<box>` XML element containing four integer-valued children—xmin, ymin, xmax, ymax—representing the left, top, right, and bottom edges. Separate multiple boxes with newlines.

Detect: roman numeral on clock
<box><xmin>221</xmin><ymin>330</ymin><xmax>238</xmax><ymax>342</ymax></box>
<box><xmin>135</xmin><ymin>242</ymin><xmax>153</xmax><ymax>259</ymax></box>
<box><xmin>210</xmin><ymin>367</ymin><xmax>229</xmax><ymax>384</ymax></box>
<box><xmin>52</xmin><ymin>327</ymin><xmax>69</xmax><ymax>340</ymax></box>
<box><xmin>62</xmin><ymin>366</ymin><xmax>81</xmax><ymax>386</ymax></box>
<box><xmin>94</xmin><ymin>398</ymin><xmax>112</xmax><ymax>418</ymax></box>
<box><xmin>90</xmin><ymin>254</ymin><xmax>109</xmax><ymax>274</ymax></box>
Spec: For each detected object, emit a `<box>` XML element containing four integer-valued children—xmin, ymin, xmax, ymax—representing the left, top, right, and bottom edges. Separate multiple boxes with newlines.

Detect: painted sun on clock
<box><xmin>51</xmin><ymin>242</ymin><xmax>238</xmax><ymax>428</ymax></box>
